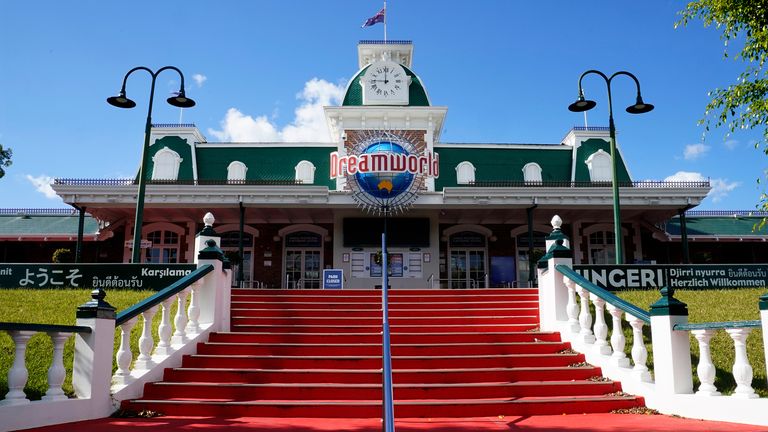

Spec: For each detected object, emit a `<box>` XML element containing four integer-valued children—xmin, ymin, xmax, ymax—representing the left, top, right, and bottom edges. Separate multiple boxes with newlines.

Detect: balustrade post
<box><xmin>606</xmin><ymin>304</ymin><xmax>629</xmax><ymax>367</ymax></box>
<box><xmin>195</xmin><ymin>213</ymin><xmax>225</xmax><ymax>331</ymax></box>
<box><xmin>627</xmin><ymin>315</ymin><xmax>652</xmax><ymax>382</ymax></box>
<box><xmin>72</xmin><ymin>288</ymin><xmax>116</xmax><ymax>418</ymax></box>
<box><xmin>590</xmin><ymin>294</ymin><xmax>611</xmax><ymax>355</ymax></box>
<box><xmin>649</xmin><ymin>287</ymin><xmax>692</xmax><ymax>394</ymax></box>
<box><xmin>726</xmin><ymin>328</ymin><xmax>758</xmax><ymax>399</ymax></box>
<box><xmin>113</xmin><ymin>317</ymin><xmax>138</xmax><ymax>385</ymax></box>
<box><xmin>760</xmin><ymin>293</ymin><xmax>768</xmax><ymax>388</ymax></box>
<box><xmin>691</xmin><ymin>329</ymin><xmax>720</xmax><ymax>396</ymax></box>
<box><xmin>154</xmin><ymin>297</ymin><xmax>175</xmax><ymax>356</ymax></box>
<box><xmin>577</xmin><ymin>286</ymin><xmax>595</xmax><ymax>344</ymax></box>
<box><xmin>563</xmin><ymin>276</ymin><xmax>580</xmax><ymax>334</ymax></box>
<box><xmin>172</xmin><ymin>290</ymin><xmax>189</xmax><ymax>345</ymax></box>
<box><xmin>0</xmin><ymin>330</ymin><xmax>35</xmax><ymax>406</ymax></box>
<box><xmin>185</xmin><ymin>281</ymin><xmax>201</xmax><ymax>335</ymax></box>
<box><xmin>537</xmin><ymin>216</ymin><xmax>572</xmax><ymax>332</ymax></box>
<box><xmin>133</xmin><ymin>306</ymin><xmax>158</xmax><ymax>370</ymax></box>
<box><xmin>42</xmin><ymin>332</ymin><xmax>71</xmax><ymax>401</ymax></box>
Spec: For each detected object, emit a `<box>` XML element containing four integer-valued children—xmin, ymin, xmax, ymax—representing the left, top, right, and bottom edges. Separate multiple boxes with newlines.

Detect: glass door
<box><xmin>449</xmin><ymin>250</ymin><xmax>486</xmax><ymax>288</ymax></box>
<box><xmin>449</xmin><ymin>251</ymin><xmax>468</xmax><ymax>288</ymax></box>
<box><xmin>284</xmin><ymin>249</ymin><xmax>321</xmax><ymax>288</ymax></box>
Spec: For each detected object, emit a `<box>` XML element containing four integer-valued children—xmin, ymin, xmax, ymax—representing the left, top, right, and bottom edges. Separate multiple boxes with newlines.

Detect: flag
<box><xmin>361</xmin><ymin>7</ymin><xmax>385</xmax><ymax>28</ymax></box>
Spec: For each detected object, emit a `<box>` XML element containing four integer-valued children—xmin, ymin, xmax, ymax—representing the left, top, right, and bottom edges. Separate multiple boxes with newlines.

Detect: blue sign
<box><xmin>323</xmin><ymin>269</ymin><xmax>344</xmax><ymax>289</ymax></box>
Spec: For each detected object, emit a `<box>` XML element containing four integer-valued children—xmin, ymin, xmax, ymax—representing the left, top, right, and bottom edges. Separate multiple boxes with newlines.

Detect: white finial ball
<box><xmin>551</xmin><ymin>215</ymin><xmax>562</xmax><ymax>229</ymax></box>
<box><xmin>203</xmin><ymin>212</ymin><xmax>215</xmax><ymax>227</ymax></box>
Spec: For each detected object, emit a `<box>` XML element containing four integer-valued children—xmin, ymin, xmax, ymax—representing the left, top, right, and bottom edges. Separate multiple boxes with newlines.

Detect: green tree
<box><xmin>676</xmin><ymin>1</ymin><xmax>768</xmax><ymax>212</ymax></box>
<box><xmin>0</xmin><ymin>144</ymin><xmax>11</xmax><ymax>179</ymax></box>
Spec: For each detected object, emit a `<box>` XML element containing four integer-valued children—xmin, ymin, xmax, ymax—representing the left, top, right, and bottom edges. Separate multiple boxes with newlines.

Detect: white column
<box><xmin>154</xmin><ymin>297</ymin><xmax>175</xmax><ymax>357</ymax></box>
<box><xmin>72</xmin><ymin>314</ymin><xmax>116</xmax><ymax>418</ymax></box>
<box><xmin>564</xmin><ymin>276</ymin><xmax>580</xmax><ymax>334</ymax></box>
<box><xmin>134</xmin><ymin>306</ymin><xmax>158</xmax><ymax>370</ymax></box>
<box><xmin>0</xmin><ymin>330</ymin><xmax>35</xmax><ymax>406</ymax></box>
<box><xmin>606</xmin><ymin>304</ymin><xmax>629</xmax><ymax>368</ymax></box>
<box><xmin>726</xmin><ymin>328</ymin><xmax>758</xmax><ymax>398</ymax></box>
<box><xmin>691</xmin><ymin>329</ymin><xmax>720</xmax><ymax>396</ymax></box>
<box><xmin>42</xmin><ymin>332</ymin><xmax>71</xmax><ymax>401</ymax></box>
<box><xmin>577</xmin><ymin>286</ymin><xmax>595</xmax><ymax>344</ymax></box>
<box><xmin>627</xmin><ymin>315</ymin><xmax>652</xmax><ymax>382</ymax></box>
<box><xmin>762</xmin><ymin>308</ymin><xmax>768</xmax><ymax>389</ymax></box>
<box><xmin>185</xmin><ymin>281</ymin><xmax>201</xmax><ymax>335</ymax></box>
<box><xmin>650</xmin><ymin>314</ymin><xmax>693</xmax><ymax>394</ymax></box>
<box><xmin>590</xmin><ymin>294</ymin><xmax>611</xmax><ymax>355</ymax></box>
<box><xmin>172</xmin><ymin>290</ymin><xmax>189</xmax><ymax>345</ymax></box>
<box><xmin>112</xmin><ymin>318</ymin><xmax>137</xmax><ymax>386</ymax></box>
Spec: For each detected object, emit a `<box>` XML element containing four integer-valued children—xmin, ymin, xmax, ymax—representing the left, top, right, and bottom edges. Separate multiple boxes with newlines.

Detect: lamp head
<box><xmin>106</xmin><ymin>91</ymin><xmax>136</xmax><ymax>109</ymax></box>
<box><xmin>568</xmin><ymin>95</ymin><xmax>597</xmax><ymax>113</ymax></box>
<box><xmin>168</xmin><ymin>90</ymin><xmax>196</xmax><ymax>108</ymax></box>
<box><xmin>626</xmin><ymin>95</ymin><xmax>654</xmax><ymax>114</ymax></box>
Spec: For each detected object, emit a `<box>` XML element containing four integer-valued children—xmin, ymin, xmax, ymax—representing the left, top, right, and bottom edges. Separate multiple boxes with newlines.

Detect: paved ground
<box><xmin>21</xmin><ymin>414</ymin><xmax>768</xmax><ymax>432</ymax></box>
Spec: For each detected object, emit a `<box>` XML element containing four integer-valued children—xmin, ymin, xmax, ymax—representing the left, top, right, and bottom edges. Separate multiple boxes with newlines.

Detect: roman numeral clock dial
<box><xmin>361</xmin><ymin>60</ymin><xmax>410</xmax><ymax>105</ymax></box>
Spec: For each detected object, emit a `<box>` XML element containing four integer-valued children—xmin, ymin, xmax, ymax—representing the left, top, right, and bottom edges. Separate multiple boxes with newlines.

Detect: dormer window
<box><xmin>295</xmin><ymin>160</ymin><xmax>316</xmax><ymax>184</ymax></box>
<box><xmin>151</xmin><ymin>147</ymin><xmax>182</xmax><ymax>180</ymax></box>
<box><xmin>522</xmin><ymin>162</ymin><xmax>542</xmax><ymax>182</ymax></box>
<box><xmin>586</xmin><ymin>149</ymin><xmax>612</xmax><ymax>182</ymax></box>
<box><xmin>227</xmin><ymin>161</ymin><xmax>248</xmax><ymax>182</ymax></box>
<box><xmin>455</xmin><ymin>161</ymin><xmax>476</xmax><ymax>184</ymax></box>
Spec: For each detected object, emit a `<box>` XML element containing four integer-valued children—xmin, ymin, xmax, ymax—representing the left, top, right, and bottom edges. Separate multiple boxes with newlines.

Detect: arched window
<box><xmin>455</xmin><ymin>161</ymin><xmax>476</xmax><ymax>184</ymax></box>
<box><xmin>151</xmin><ymin>147</ymin><xmax>182</xmax><ymax>180</ymax></box>
<box><xmin>295</xmin><ymin>160</ymin><xmax>316</xmax><ymax>184</ymax></box>
<box><xmin>145</xmin><ymin>230</ymin><xmax>180</xmax><ymax>263</ymax></box>
<box><xmin>522</xmin><ymin>162</ymin><xmax>542</xmax><ymax>182</ymax></box>
<box><xmin>586</xmin><ymin>150</ymin><xmax>611</xmax><ymax>182</ymax></box>
<box><xmin>227</xmin><ymin>161</ymin><xmax>248</xmax><ymax>182</ymax></box>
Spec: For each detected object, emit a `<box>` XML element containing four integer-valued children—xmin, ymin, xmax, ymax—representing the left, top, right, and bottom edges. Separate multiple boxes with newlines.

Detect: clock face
<box><xmin>367</xmin><ymin>64</ymin><xmax>405</xmax><ymax>98</ymax></box>
<box><xmin>361</xmin><ymin>61</ymin><xmax>410</xmax><ymax>105</ymax></box>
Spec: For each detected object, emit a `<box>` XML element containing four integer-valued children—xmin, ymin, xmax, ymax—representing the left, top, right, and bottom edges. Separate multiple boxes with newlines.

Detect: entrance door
<box><xmin>228</xmin><ymin>251</ymin><xmax>252</xmax><ymax>288</ymax></box>
<box><xmin>285</xmin><ymin>250</ymin><xmax>321</xmax><ymax>288</ymax></box>
<box><xmin>449</xmin><ymin>249</ymin><xmax>486</xmax><ymax>288</ymax></box>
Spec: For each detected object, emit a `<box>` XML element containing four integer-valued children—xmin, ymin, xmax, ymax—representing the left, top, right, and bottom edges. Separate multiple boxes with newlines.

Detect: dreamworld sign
<box><xmin>329</xmin><ymin>148</ymin><xmax>439</xmax><ymax>179</ymax></box>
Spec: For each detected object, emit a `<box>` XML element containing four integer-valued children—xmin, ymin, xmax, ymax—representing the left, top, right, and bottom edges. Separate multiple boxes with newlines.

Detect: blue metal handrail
<box><xmin>557</xmin><ymin>264</ymin><xmax>651</xmax><ymax>323</ymax></box>
<box><xmin>116</xmin><ymin>264</ymin><xmax>213</xmax><ymax>325</ymax></box>
<box><xmin>381</xmin><ymin>233</ymin><xmax>395</xmax><ymax>431</ymax></box>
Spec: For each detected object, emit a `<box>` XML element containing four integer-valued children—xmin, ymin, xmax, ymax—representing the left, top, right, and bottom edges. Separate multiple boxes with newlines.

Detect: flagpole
<box><xmin>383</xmin><ymin>0</ymin><xmax>387</xmax><ymax>43</ymax></box>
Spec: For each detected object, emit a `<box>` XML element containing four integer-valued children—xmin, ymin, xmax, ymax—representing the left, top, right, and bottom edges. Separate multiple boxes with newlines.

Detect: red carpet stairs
<box><xmin>125</xmin><ymin>288</ymin><xmax>643</xmax><ymax>417</ymax></box>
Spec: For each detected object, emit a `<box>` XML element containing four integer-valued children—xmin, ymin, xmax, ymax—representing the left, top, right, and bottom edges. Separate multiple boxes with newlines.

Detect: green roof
<box><xmin>0</xmin><ymin>214</ymin><xmax>99</xmax><ymax>236</ymax></box>
<box><xmin>195</xmin><ymin>146</ymin><xmax>336</xmax><ymax>187</ymax></box>
<box><xmin>435</xmin><ymin>145</ymin><xmax>573</xmax><ymax>189</ymax></box>
<box><xmin>144</xmin><ymin>136</ymin><xmax>195</xmax><ymax>181</ymax></box>
<box><xmin>666</xmin><ymin>216</ymin><xmax>767</xmax><ymax>237</ymax></box>
<box><xmin>342</xmin><ymin>64</ymin><xmax>430</xmax><ymax>106</ymax></box>
<box><xmin>574</xmin><ymin>138</ymin><xmax>631</xmax><ymax>182</ymax></box>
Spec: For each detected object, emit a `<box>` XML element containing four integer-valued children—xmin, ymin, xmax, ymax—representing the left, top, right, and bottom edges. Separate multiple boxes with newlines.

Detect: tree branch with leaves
<box><xmin>676</xmin><ymin>0</ymin><xmax>768</xmax><ymax>213</ymax></box>
<box><xmin>0</xmin><ymin>144</ymin><xmax>11</xmax><ymax>179</ymax></box>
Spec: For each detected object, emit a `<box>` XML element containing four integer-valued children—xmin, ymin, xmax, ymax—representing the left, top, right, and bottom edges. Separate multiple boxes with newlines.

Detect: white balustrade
<box><xmin>134</xmin><ymin>306</ymin><xmax>159</xmax><ymax>370</ymax></box>
<box><xmin>113</xmin><ymin>317</ymin><xmax>138</xmax><ymax>385</ymax></box>
<box><xmin>726</xmin><ymin>328</ymin><xmax>758</xmax><ymax>399</ymax></box>
<box><xmin>691</xmin><ymin>329</ymin><xmax>720</xmax><ymax>396</ymax></box>
<box><xmin>606</xmin><ymin>304</ymin><xmax>629</xmax><ymax>368</ymax></box>
<box><xmin>577</xmin><ymin>286</ymin><xmax>595</xmax><ymax>344</ymax></box>
<box><xmin>172</xmin><ymin>290</ymin><xmax>189</xmax><ymax>345</ymax></box>
<box><xmin>154</xmin><ymin>297</ymin><xmax>175</xmax><ymax>357</ymax></box>
<box><xmin>42</xmin><ymin>332</ymin><xmax>71</xmax><ymax>401</ymax></box>
<box><xmin>563</xmin><ymin>276</ymin><xmax>580</xmax><ymax>333</ymax></box>
<box><xmin>0</xmin><ymin>330</ymin><xmax>35</xmax><ymax>406</ymax></box>
<box><xmin>626</xmin><ymin>314</ymin><xmax>652</xmax><ymax>382</ymax></box>
<box><xmin>186</xmin><ymin>281</ymin><xmax>201</xmax><ymax>335</ymax></box>
<box><xmin>590</xmin><ymin>294</ymin><xmax>611</xmax><ymax>355</ymax></box>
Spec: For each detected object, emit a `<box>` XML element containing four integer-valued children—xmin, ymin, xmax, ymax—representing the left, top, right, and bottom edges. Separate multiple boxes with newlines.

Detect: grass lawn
<box><xmin>0</xmin><ymin>289</ymin><xmax>157</xmax><ymax>400</ymax></box>
<box><xmin>617</xmin><ymin>288</ymin><xmax>766</xmax><ymax>397</ymax></box>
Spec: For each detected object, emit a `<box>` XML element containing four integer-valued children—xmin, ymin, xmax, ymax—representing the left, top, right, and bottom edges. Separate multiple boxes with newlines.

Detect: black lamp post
<box><xmin>568</xmin><ymin>70</ymin><xmax>653</xmax><ymax>264</ymax></box>
<box><xmin>108</xmin><ymin>66</ymin><xmax>195</xmax><ymax>263</ymax></box>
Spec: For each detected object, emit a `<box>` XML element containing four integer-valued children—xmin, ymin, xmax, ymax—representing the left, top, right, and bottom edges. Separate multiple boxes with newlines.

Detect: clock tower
<box><xmin>324</xmin><ymin>40</ymin><xmax>448</xmax><ymax>192</ymax></box>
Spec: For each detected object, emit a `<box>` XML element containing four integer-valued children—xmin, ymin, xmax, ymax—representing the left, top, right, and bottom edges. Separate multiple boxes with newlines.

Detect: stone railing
<box><xmin>0</xmin><ymin>213</ymin><xmax>231</xmax><ymax>431</ymax></box>
<box><xmin>537</xmin><ymin>215</ymin><xmax>768</xmax><ymax>427</ymax></box>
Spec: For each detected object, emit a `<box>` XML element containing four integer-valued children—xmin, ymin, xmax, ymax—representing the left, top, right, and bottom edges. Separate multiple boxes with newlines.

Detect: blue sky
<box><xmin>0</xmin><ymin>1</ymin><xmax>764</xmax><ymax>210</ymax></box>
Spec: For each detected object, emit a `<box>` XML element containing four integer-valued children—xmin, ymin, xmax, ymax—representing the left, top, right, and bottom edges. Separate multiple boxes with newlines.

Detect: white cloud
<box><xmin>664</xmin><ymin>171</ymin><xmax>740</xmax><ymax>203</ymax></box>
<box><xmin>192</xmin><ymin>74</ymin><xmax>207</xmax><ymax>88</ymax></box>
<box><xmin>25</xmin><ymin>174</ymin><xmax>58</xmax><ymax>199</ymax></box>
<box><xmin>208</xmin><ymin>78</ymin><xmax>345</xmax><ymax>142</ymax></box>
<box><xmin>683</xmin><ymin>143</ymin><xmax>710</xmax><ymax>160</ymax></box>
<box><xmin>724</xmin><ymin>139</ymin><xmax>739</xmax><ymax>150</ymax></box>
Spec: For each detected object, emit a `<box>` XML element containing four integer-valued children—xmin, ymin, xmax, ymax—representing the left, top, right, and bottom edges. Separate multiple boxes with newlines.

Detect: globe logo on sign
<box><xmin>355</xmin><ymin>141</ymin><xmax>414</xmax><ymax>199</ymax></box>
<box><xmin>329</xmin><ymin>130</ymin><xmax>440</xmax><ymax>214</ymax></box>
